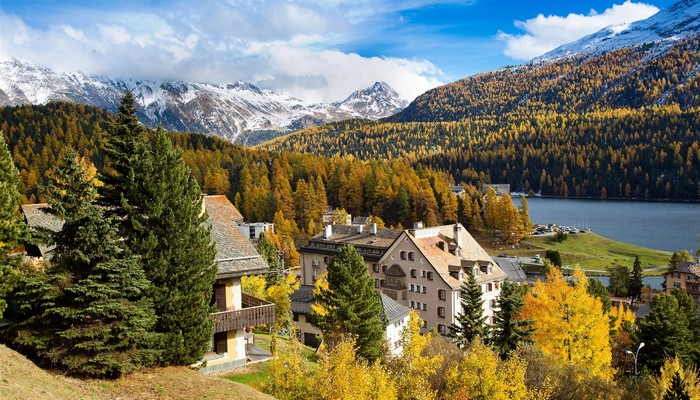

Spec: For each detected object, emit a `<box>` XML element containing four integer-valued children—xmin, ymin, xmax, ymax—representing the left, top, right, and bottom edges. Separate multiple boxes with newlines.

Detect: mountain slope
<box><xmin>536</xmin><ymin>0</ymin><xmax>700</xmax><ymax>61</ymax></box>
<box><xmin>0</xmin><ymin>58</ymin><xmax>406</xmax><ymax>145</ymax></box>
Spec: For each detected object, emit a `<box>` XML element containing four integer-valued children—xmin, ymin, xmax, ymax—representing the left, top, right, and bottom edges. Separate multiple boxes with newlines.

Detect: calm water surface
<box><xmin>514</xmin><ymin>198</ymin><xmax>700</xmax><ymax>253</ymax></box>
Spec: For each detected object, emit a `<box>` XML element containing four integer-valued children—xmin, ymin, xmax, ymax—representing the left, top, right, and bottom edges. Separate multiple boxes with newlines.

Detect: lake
<box><xmin>514</xmin><ymin>197</ymin><xmax>699</xmax><ymax>253</ymax></box>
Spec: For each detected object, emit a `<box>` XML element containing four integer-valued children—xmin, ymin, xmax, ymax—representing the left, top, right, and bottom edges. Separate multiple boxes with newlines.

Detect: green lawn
<box><xmin>222</xmin><ymin>331</ymin><xmax>319</xmax><ymax>391</ymax></box>
<box><xmin>477</xmin><ymin>231</ymin><xmax>672</xmax><ymax>275</ymax></box>
<box><xmin>524</xmin><ymin>232</ymin><xmax>671</xmax><ymax>274</ymax></box>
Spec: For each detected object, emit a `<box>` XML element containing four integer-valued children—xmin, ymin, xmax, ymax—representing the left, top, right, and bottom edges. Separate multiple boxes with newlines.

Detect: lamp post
<box><xmin>626</xmin><ymin>342</ymin><xmax>645</xmax><ymax>376</ymax></box>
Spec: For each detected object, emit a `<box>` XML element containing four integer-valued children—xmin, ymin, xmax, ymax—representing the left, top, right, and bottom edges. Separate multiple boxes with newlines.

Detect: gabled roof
<box><xmin>290</xmin><ymin>285</ymin><xmax>410</xmax><ymax>325</ymax></box>
<box><xmin>665</xmin><ymin>261</ymin><xmax>700</xmax><ymax>276</ymax></box>
<box><xmin>386</xmin><ymin>223</ymin><xmax>507</xmax><ymax>290</ymax></box>
<box><xmin>21</xmin><ymin>203</ymin><xmax>62</xmax><ymax>257</ymax></box>
<box><xmin>380</xmin><ymin>293</ymin><xmax>410</xmax><ymax>323</ymax></box>
<box><xmin>492</xmin><ymin>257</ymin><xmax>528</xmax><ymax>282</ymax></box>
<box><xmin>204</xmin><ymin>196</ymin><xmax>268</xmax><ymax>279</ymax></box>
<box><xmin>300</xmin><ymin>224</ymin><xmax>402</xmax><ymax>261</ymax></box>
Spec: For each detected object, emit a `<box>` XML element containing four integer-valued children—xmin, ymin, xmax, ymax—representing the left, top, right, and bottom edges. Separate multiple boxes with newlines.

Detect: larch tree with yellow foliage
<box><xmin>519</xmin><ymin>268</ymin><xmax>612</xmax><ymax>380</ymax></box>
<box><xmin>653</xmin><ymin>356</ymin><xmax>700</xmax><ymax>400</ymax></box>
<box><xmin>390</xmin><ymin>311</ymin><xmax>443</xmax><ymax>400</ymax></box>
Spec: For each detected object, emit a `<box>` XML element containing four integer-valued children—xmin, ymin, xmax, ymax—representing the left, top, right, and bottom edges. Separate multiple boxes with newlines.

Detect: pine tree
<box><xmin>0</xmin><ymin>134</ymin><xmax>28</xmax><ymax>319</ymax></box>
<box><xmin>639</xmin><ymin>293</ymin><xmax>694</xmax><ymax>371</ymax></box>
<box><xmin>492</xmin><ymin>280</ymin><xmax>532</xmax><ymax>357</ymax></box>
<box><xmin>14</xmin><ymin>150</ymin><xmax>156</xmax><ymax>377</ymax></box>
<box><xmin>124</xmin><ymin>128</ymin><xmax>217</xmax><ymax>366</ymax></box>
<box><xmin>258</xmin><ymin>231</ymin><xmax>283</xmax><ymax>287</ymax></box>
<box><xmin>628</xmin><ymin>255</ymin><xmax>644</xmax><ymax>302</ymax></box>
<box><xmin>314</xmin><ymin>244</ymin><xmax>386</xmax><ymax>362</ymax></box>
<box><xmin>449</xmin><ymin>270</ymin><xmax>487</xmax><ymax>346</ymax></box>
<box><xmin>99</xmin><ymin>91</ymin><xmax>147</xmax><ymax>229</ymax></box>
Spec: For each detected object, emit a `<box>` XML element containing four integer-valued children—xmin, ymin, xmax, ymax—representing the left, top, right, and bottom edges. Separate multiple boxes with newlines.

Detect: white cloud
<box><xmin>498</xmin><ymin>1</ymin><xmax>659</xmax><ymax>60</ymax></box>
<box><xmin>0</xmin><ymin>1</ymin><xmax>444</xmax><ymax>102</ymax></box>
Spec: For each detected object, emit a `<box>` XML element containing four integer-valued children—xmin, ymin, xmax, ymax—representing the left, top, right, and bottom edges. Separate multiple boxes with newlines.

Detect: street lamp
<box><xmin>626</xmin><ymin>342</ymin><xmax>645</xmax><ymax>376</ymax></box>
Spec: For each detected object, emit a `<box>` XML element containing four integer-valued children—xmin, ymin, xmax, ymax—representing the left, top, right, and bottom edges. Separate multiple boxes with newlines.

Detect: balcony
<box><xmin>212</xmin><ymin>293</ymin><xmax>275</xmax><ymax>333</ymax></box>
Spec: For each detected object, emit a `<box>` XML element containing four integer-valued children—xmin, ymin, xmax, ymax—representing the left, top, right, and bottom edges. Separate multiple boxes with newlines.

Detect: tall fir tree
<box><xmin>258</xmin><ymin>231</ymin><xmax>283</xmax><ymax>287</ymax></box>
<box><xmin>491</xmin><ymin>280</ymin><xmax>532</xmax><ymax>357</ymax></box>
<box><xmin>628</xmin><ymin>255</ymin><xmax>644</xmax><ymax>302</ymax></box>
<box><xmin>0</xmin><ymin>133</ymin><xmax>28</xmax><ymax>319</ymax></box>
<box><xmin>99</xmin><ymin>91</ymin><xmax>147</xmax><ymax>230</ymax></box>
<box><xmin>449</xmin><ymin>270</ymin><xmax>487</xmax><ymax>346</ymax></box>
<box><xmin>638</xmin><ymin>293</ymin><xmax>695</xmax><ymax>371</ymax></box>
<box><xmin>314</xmin><ymin>245</ymin><xmax>386</xmax><ymax>362</ymax></box>
<box><xmin>13</xmin><ymin>150</ymin><xmax>156</xmax><ymax>377</ymax></box>
<box><xmin>124</xmin><ymin>127</ymin><xmax>217</xmax><ymax>366</ymax></box>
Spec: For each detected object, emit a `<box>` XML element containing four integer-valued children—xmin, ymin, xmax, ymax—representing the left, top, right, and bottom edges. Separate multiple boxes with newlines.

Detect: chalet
<box><xmin>299</xmin><ymin>223</ymin><xmax>402</xmax><ymax>285</ymax></box>
<box><xmin>664</xmin><ymin>261</ymin><xmax>700</xmax><ymax>303</ymax></box>
<box><xmin>373</xmin><ymin>223</ymin><xmax>507</xmax><ymax>334</ymax></box>
<box><xmin>201</xmin><ymin>195</ymin><xmax>276</xmax><ymax>373</ymax></box>
<box><xmin>289</xmin><ymin>284</ymin><xmax>410</xmax><ymax>355</ymax></box>
<box><xmin>238</xmin><ymin>221</ymin><xmax>274</xmax><ymax>242</ymax></box>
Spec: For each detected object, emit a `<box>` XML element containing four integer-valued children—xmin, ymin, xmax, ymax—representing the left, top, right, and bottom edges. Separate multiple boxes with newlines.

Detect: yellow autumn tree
<box><xmin>519</xmin><ymin>268</ymin><xmax>612</xmax><ymax>380</ymax></box>
<box><xmin>241</xmin><ymin>274</ymin><xmax>267</xmax><ymax>299</ymax></box>
<box><xmin>610</xmin><ymin>302</ymin><xmax>636</xmax><ymax>332</ymax></box>
<box><xmin>443</xmin><ymin>337</ymin><xmax>552</xmax><ymax>400</ymax></box>
<box><xmin>312</xmin><ymin>337</ymin><xmax>397</xmax><ymax>400</ymax></box>
<box><xmin>652</xmin><ymin>356</ymin><xmax>700</xmax><ymax>400</ymax></box>
<box><xmin>266</xmin><ymin>335</ymin><xmax>311</xmax><ymax>400</ymax></box>
<box><xmin>391</xmin><ymin>311</ymin><xmax>443</xmax><ymax>400</ymax></box>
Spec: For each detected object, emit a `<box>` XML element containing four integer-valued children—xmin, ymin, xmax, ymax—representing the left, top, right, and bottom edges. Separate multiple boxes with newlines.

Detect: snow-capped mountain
<box><xmin>535</xmin><ymin>0</ymin><xmax>700</xmax><ymax>62</ymax></box>
<box><xmin>0</xmin><ymin>58</ymin><xmax>408</xmax><ymax>145</ymax></box>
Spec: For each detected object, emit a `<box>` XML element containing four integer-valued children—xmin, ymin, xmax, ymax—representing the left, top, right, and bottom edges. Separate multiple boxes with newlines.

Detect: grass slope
<box><xmin>0</xmin><ymin>344</ymin><xmax>275</xmax><ymax>400</ymax></box>
<box><xmin>477</xmin><ymin>232</ymin><xmax>671</xmax><ymax>275</ymax></box>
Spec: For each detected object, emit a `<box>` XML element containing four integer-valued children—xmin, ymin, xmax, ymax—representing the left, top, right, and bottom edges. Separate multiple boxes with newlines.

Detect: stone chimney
<box><xmin>370</xmin><ymin>223</ymin><xmax>377</xmax><ymax>235</ymax></box>
<box><xmin>453</xmin><ymin>223</ymin><xmax>462</xmax><ymax>249</ymax></box>
<box><xmin>324</xmin><ymin>224</ymin><xmax>333</xmax><ymax>239</ymax></box>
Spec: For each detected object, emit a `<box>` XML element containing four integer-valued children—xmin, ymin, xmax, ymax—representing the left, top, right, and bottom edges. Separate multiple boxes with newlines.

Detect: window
<box><xmin>372</xmin><ymin>263</ymin><xmax>379</xmax><ymax>273</ymax></box>
<box><xmin>323</xmin><ymin>256</ymin><xmax>329</xmax><ymax>265</ymax></box>
<box><xmin>437</xmin><ymin>306</ymin><xmax>445</xmax><ymax>318</ymax></box>
<box><xmin>422</xmin><ymin>303</ymin><xmax>427</xmax><ymax>311</ymax></box>
<box><xmin>438</xmin><ymin>289</ymin><xmax>446</xmax><ymax>301</ymax></box>
<box><xmin>410</xmin><ymin>301</ymin><xmax>415</xmax><ymax>308</ymax></box>
<box><xmin>673</xmin><ymin>282</ymin><xmax>682</xmax><ymax>288</ymax></box>
<box><xmin>381</xmin><ymin>264</ymin><xmax>387</xmax><ymax>273</ymax></box>
<box><xmin>422</xmin><ymin>286</ymin><xmax>427</xmax><ymax>294</ymax></box>
<box><xmin>249</xmin><ymin>226</ymin><xmax>255</xmax><ymax>239</ymax></box>
<box><xmin>400</xmin><ymin>251</ymin><xmax>407</xmax><ymax>260</ymax></box>
<box><xmin>380</xmin><ymin>279</ymin><xmax>386</xmax><ymax>287</ymax></box>
<box><xmin>408</xmin><ymin>251</ymin><xmax>415</xmax><ymax>261</ymax></box>
<box><xmin>490</xmin><ymin>299</ymin><xmax>497</xmax><ymax>308</ymax></box>
<box><xmin>410</xmin><ymin>269</ymin><xmax>417</xmax><ymax>278</ymax></box>
<box><xmin>672</xmin><ymin>272</ymin><xmax>681</xmax><ymax>278</ymax></box>
<box><xmin>293</xmin><ymin>313</ymin><xmax>299</xmax><ymax>322</ymax></box>
<box><xmin>427</xmin><ymin>271</ymin><xmax>433</xmax><ymax>281</ymax></box>
<box><xmin>487</xmin><ymin>283</ymin><xmax>493</xmax><ymax>292</ymax></box>
<box><xmin>375</xmin><ymin>279</ymin><xmax>380</xmax><ymax>289</ymax></box>
<box><xmin>437</xmin><ymin>324</ymin><xmax>447</xmax><ymax>335</ymax></box>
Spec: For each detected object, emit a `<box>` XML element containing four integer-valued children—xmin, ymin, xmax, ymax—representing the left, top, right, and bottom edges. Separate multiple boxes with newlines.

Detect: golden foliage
<box><xmin>519</xmin><ymin>268</ymin><xmax>613</xmax><ymax>380</ymax></box>
<box><xmin>653</xmin><ymin>356</ymin><xmax>700</xmax><ymax>400</ymax></box>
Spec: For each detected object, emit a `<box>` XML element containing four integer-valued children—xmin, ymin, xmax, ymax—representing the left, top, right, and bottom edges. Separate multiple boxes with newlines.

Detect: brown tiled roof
<box><xmin>21</xmin><ymin>203</ymin><xmax>62</xmax><ymax>257</ymax></box>
<box><xmin>408</xmin><ymin>224</ymin><xmax>507</xmax><ymax>289</ymax></box>
<box><xmin>301</xmin><ymin>225</ymin><xmax>402</xmax><ymax>261</ymax></box>
<box><xmin>204</xmin><ymin>196</ymin><xmax>268</xmax><ymax>279</ymax></box>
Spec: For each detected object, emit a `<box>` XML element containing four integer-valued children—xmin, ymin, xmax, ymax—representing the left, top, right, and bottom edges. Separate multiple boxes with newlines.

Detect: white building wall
<box><xmin>385</xmin><ymin>315</ymin><xmax>410</xmax><ymax>356</ymax></box>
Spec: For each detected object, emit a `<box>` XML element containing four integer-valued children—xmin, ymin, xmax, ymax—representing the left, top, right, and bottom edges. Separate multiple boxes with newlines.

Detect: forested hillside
<box><xmin>261</xmin><ymin>37</ymin><xmax>700</xmax><ymax>200</ymax></box>
<box><xmin>386</xmin><ymin>36</ymin><xmax>700</xmax><ymax>122</ymax></box>
<box><xmin>0</xmin><ymin>102</ymin><xmax>461</xmax><ymax>233</ymax></box>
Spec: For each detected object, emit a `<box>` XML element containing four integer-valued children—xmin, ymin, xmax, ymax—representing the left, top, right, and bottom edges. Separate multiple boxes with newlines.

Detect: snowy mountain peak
<box><xmin>0</xmin><ymin>58</ymin><xmax>408</xmax><ymax>145</ymax></box>
<box><xmin>535</xmin><ymin>0</ymin><xmax>700</xmax><ymax>62</ymax></box>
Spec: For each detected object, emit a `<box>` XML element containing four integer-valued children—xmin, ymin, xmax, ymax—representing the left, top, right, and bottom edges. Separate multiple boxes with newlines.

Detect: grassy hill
<box><xmin>0</xmin><ymin>344</ymin><xmax>275</xmax><ymax>400</ymax></box>
<box><xmin>477</xmin><ymin>231</ymin><xmax>671</xmax><ymax>275</ymax></box>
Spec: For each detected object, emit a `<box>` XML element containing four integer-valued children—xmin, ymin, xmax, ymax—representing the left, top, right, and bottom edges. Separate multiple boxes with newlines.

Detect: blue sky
<box><xmin>0</xmin><ymin>0</ymin><xmax>675</xmax><ymax>102</ymax></box>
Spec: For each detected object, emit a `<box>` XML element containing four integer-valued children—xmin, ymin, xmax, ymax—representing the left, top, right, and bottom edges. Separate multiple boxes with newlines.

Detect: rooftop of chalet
<box><xmin>21</xmin><ymin>203</ymin><xmax>62</xmax><ymax>258</ymax></box>
<box><xmin>665</xmin><ymin>261</ymin><xmax>700</xmax><ymax>276</ymax></box>
<box><xmin>406</xmin><ymin>223</ymin><xmax>508</xmax><ymax>289</ymax></box>
<box><xmin>290</xmin><ymin>284</ymin><xmax>409</xmax><ymax>324</ymax></box>
<box><xmin>204</xmin><ymin>196</ymin><xmax>268</xmax><ymax>279</ymax></box>
<box><xmin>300</xmin><ymin>224</ymin><xmax>402</xmax><ymax>262</ymax></box>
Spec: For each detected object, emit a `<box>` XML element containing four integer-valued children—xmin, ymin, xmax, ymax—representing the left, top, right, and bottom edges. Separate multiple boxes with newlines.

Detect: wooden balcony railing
<box><xmin>212</xmin><ymin>294</ymin><xmax>275</xmax><ymax>333</ymax></box>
